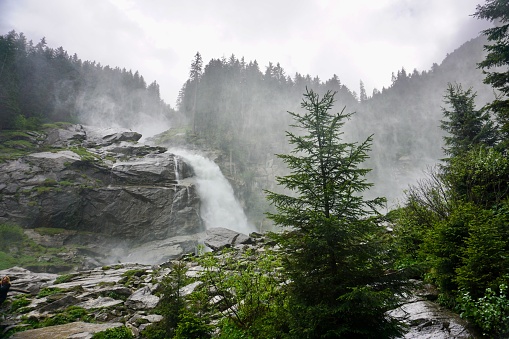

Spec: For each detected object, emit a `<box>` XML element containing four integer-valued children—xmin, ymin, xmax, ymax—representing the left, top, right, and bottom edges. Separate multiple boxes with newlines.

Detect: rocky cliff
<box><xmin>0</xmin><ymin>124</ymin><xmax>204</xmax><ymax>270</ymax></box>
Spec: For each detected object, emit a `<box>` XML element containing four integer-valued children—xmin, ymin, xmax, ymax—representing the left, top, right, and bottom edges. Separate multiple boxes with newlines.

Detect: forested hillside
<box><xmin>0</xmin><ymin>30</ymin><xmax>175</xmax><ymax>134</ymax></box>
<box><xmin>2</xmin><ymin>0</ymin><xmax>509</xmax><ymax>336</ymax></box>
<box><xmin>0</xmin><ymin>28</ymin><xmax>495</xmax><ymax>212</ymax></box>
<box><xmin>175</xmin><ymin>35</ymin><xmax>494</xmax><ymax>204</ymax></box>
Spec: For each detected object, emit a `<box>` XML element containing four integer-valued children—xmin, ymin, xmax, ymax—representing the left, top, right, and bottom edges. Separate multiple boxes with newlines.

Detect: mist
<box><xmin>0</xmin><ymin>29</ymin><xmax>496</xmax><ymax>228</ymax></box>
<box><xmin>171</xmin><ymin>35</ymin><xmax>494</xmax><ymax>223</ymax></box>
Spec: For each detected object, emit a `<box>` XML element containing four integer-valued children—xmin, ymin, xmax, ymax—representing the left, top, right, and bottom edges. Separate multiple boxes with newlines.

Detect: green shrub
<box><xmin>423</xmin><ymin>203</ymin><xmax>472</xmax><ymax>299</ymax></box>
<box><xmin>455</xmin><ymin>206</ymin><xmax>508</xmax><ymax>297</ymax></box>
<box><xmin>92</xmin><ymin>326</ymin><xmax>134</xmax><ymax>339</ymax></box>
<box><xmin>140</xmin><ymin>324</ymin><xmax>167</xmax><ymax>339</ymax></box>
<box><xmin>36</xmin><ymin>306</ymin><xmax>92</xmax><ymax>327</ymax></box>
<box><xmin>458</xmin><ymin>281</ymin><xmax>509</xmax><ymax>338</ymax></box>
<box><xmin>12</xmin><ymin>115</ymin><xmax>40</xmax><ymax>130</ymax></box>
<box><xmin>9</xmin><ymin>296</ymin><xmax>31</xmax><ymax>312</ymax></box>
<box><xmin>0</xmin><ymin>251</ymin><xmax>18</xmax><ymax>270</ymax></box>
<box><xmin>70</xmin><ymin>146</ymin><xmax>99</xmax><ymax>163</ymax></box>
<box><xmin>197</xmin><ymin>248</ymin><xmax>288</xmax><ymax>338</ymax></box>
<box><xmin>4</xmin><ymin>139</ymin><xmax>33</xmax><ymax>149</ymax></box>
<box><xmin>446</xmin><ymin>147</ymin><xmax>509</xmax><ymax>207</ymax></box>
<box><xmin>54</xmin><ymin>274</ymin><xmax>75</xmax><ymax>284</ymax></box>
<box><xmin>173</xmin><ymin>312</ymin><xmax>212</xmax><ymax>339</ymax></box>
<box><xmin>0</xmin><ymin>223</ymin><xmax>25</xmax><ymax>249</ymax></box>
<box><xmin>37</xmin><ymin>287</ymin><xmax>65</xmax><ymax>298</ymax></box>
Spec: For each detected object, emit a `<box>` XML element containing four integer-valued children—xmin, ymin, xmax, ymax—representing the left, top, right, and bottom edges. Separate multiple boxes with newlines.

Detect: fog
<box><xmin>0</xmin><ymin>0</ymin><xmax>491</xmax><ymax>105</ymax></box>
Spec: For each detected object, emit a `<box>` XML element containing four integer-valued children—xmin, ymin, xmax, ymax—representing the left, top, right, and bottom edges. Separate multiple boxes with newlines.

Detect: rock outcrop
<box><xmin>0</xmin><ymin>124</ymin><xmax>203</xmax><ymax>269</ymax></box>
<box><xmin>0</xmin><ymin>264</ymin><xmax>164</xmax><ymax>338</ymax></box>
<box><xmin>0</xmin><ymin>229</ymin><xmax>479</xmax><ymax>338</ymax></box>
<box><xmin>204</xmin><ymin>227</ymin><xmax>253</xmax><ymax>250</ymax></box>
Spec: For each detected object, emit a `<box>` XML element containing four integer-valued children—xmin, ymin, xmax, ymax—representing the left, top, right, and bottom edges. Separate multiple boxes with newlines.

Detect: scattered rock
<box><xmin>126</xmin><ymin>285</ymin><xmax>160</xmax><ymax>310</ymax></box>
<box><xmin>204</xmin><ymin>227</ymin><xmax>252</xmax><ymax>251</ymax></box>
<box><xmin>9</xmin><ymin>321</ymin><xmax>124</xmax><ymax>339</ymax></box>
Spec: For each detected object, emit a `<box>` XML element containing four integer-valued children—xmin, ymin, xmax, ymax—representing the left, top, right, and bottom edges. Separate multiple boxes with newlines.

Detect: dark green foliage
<box><xmin>197</xmin><ymin>248</ymin><xmax>287</xmax><ymax>338</ymax></box>
<box><xmin>142</xmin><ymin>262</ymin><xmax>195</xmax><ymax>338</ymax></box>
<box><xmin>0</xmin><ymin>223</ymin><xmax>24</xmax><ymax>249</ymax></box>
<box><xmin>54</xmin><ymin>274</ymin><xmax>76</xmax><ymax>284</ymax></box>
<box><xmin>144</xmin><ymin>247</ymin><xmax>288</xmax><ymax>339</ymax></box>
<box><xmin>9</xmin><ymin>295</ymin><xmax>31</xmax><ymax>312</ymax></box>
<box><xmin>173</xmin><ymin>311</ymin><xmax>212</xmax><ymax>339</ymax></box>
<box><xmin>445</xmin><ymin>147</ymin><xmax>509</xmax><ymax>207</ymax></box>
<box><xmin>36</xmin><ymin>287</ymin><xmax>65</xmax><ymax>298</ymax></box>
<box><xmin>266</xmin><ymin>89</ymin><xmax>405</xmax><ymax>338</ymax></box>
<box><xmin>0</xmin><ymin>30</ymin><xmax>175</xmax><ymax>131</ymax></box>
<box><xmin>422</xmin><ymin>203</ymin><xmax>476</xmax><ymax>303</ymax></box>
<box><xmin>474</xmin><ymin>0</ymin><xmax>509</xmax><ymax>150</ymax></box>
<box><xmin>14</xmin><ymin>305</ymin><xmax>94</xmax><ymax>331</ymax></box>
<box><xmin>455</xmin><ymin>205</ymin><xmax>509</xmax><ymax>297</ymax></box>
<box><xmin>458</xmin><ymin>280</ymin><xmax>509</xmax><ymax>338</ymax></box>
<box><xmin>92</xmin><ymin>326</ymin><xmax>134</xmax><ymax>339</ymax></box>
<box><xmin>440</xmin><ymin>83</ymin><xmax>497</xmax><ymax>157</ymax></box>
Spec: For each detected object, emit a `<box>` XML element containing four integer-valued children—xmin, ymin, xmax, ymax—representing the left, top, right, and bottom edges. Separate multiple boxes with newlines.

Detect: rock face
<box><xmin>0</xmin><ymin>124</ymin><xmax>203</xmax><ymax>267</ymax></box>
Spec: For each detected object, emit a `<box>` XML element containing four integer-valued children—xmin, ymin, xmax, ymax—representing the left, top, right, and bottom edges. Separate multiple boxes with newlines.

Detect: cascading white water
<box><xmin>169</xmin><ymin>149</ymin><xmax>255</xmax><ymax>235</ymax></box>
<box><xmin>173</xmin><ymin>155</ymin><xmax>180</xmax><ymax>181</ymax></box>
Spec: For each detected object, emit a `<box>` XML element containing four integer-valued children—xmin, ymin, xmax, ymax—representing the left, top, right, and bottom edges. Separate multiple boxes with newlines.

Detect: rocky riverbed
<box><xmin>0</xmin><ymin>227</ymin><xmax>478</xmax><ymax>338</ymax></box>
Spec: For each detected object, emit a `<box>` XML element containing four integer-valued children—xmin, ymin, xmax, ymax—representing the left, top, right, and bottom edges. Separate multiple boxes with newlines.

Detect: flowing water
<box><xmin>169</xmin><ymin>149</ymin><xmax>255</xmax><ymax>235</ymax></box>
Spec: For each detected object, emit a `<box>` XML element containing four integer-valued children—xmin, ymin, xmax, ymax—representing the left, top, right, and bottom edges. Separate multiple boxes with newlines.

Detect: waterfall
<box><xmin>169</xmin><ymin>149</ymin><xmax>255</xmax><ymax>235</ymax></box>
<box><xmin>173</xmin><ymin>155</ymin><xmax>180</xmax><ymax>181</ymax></box>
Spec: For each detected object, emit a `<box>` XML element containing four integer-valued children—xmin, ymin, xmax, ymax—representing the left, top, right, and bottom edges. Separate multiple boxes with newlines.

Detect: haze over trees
<box><xmin>174</xmin><ymin>33</ymin><xmax>495</xmax><ymax>211</ymax></box>
<box><xmin>0</xmin><ymin>30</ymin><xmax>174</xmax><ymax>132</ymax></box>
<box><xmin>1</xmin><ymin>0</ymin><xmax>509</xmax><ymax>336</ymax></box>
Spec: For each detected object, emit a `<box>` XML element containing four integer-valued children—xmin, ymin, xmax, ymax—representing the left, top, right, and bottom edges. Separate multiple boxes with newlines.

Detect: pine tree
<box><xmin>440</xmin><ymin>83</ymin><xmax>497</xmax><ymax>158</ymax></box>
<box><xmin>360</xmin><ymin>80</ymin><xmax>368</xmax><ymax>101</ymax></box>
<box><xmin>189</xmin><ymin>52</ymin><xmax>203</xmax><ymax>133</ymax></box>
<box><xmin>474</xmin><ymin>0</ymin><xmax>509</xmax><ymax>149</ymax></box>
<box><xmin>266</xmin><ymin>89</ymin><xmax>405</xmax><ymax>338</ymax></box>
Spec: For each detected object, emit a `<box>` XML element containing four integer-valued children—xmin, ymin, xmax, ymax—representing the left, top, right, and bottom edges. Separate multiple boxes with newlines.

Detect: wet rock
<box><xmin>390</xmin><ymin>298</ymin><xmax>477</xmax><ymax>338</ymax></box>
<box><xmin>111</xmin><ymin>154</ymin><xmax>179</xmax><ymax>185</ymax></box>
<box><xmin>180</xmin><ymin>281</ymin><xmax>202</xmax><ymax>297</ymax></box>
<box><xmin>0</xmin><ymin>124</ymin><xmax>204</xmax><ymax>267</ymax></box>
<box><xmin>38</xmin><ymin>295</ymin><xmax>80</xmax><ymax>313</ymax></box>
<box><xmin>126</xmin><ymin>234</ymin><xmax>204</xmax><ymax>264</ymax></box>
<box><xmin>204</xmin><ymin>227</ymin><xmax>252</xmax><ymax>251</ymax></box>
<box><xmin>9</xmin><ymin>321</ymin><xmax>124</xmax><ymax>339</ymax></box>
<box><xmin>0</xmin><ymin>241</ymin><xmax>480</xmax><ymax>339</ymax></box>
<box><xmin>126</xmin><ymin>285</ymin><xmax>160</xmax><ymax>310</ymax></box>
<box><xmin>81</xmin><ymin>126</ymin><xmax>141</xmax><ymax>147</ymax></box>
<box><xmin>75</xmin><ymin>296</ymin><xmax>123</xmax><ymax>309</ymax></box>
<box><xmin>0</xmin><ymin>266</ymin><xmax>58</xmax><ymax>295</ymax></box>
<box><xmin>44</xmin><ymin>124</ymin><xmax>87</xmax><ymax>147</ymax></box>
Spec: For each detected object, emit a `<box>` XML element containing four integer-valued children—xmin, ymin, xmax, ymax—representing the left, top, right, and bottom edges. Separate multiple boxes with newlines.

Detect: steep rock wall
<box><xmin>0</xmin><ymin>124</ymin><xmax>204</xmax><ymax>266</ymax></box>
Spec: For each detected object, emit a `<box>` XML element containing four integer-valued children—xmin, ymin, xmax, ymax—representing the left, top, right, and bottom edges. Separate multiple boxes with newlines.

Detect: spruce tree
<box><xmin>440</xmin><ymin>83</ymin><xmax>497</xmax><ymax>158</ymax></box>
<box><xmin>266</xmin><ymin>89</ymin><xmax>405</xmax><ymax>338</ymax></box>
<box><xmin>474</xmin><ymin>0</ymin><xmax>509</xmax><ymax>149</ymax></box>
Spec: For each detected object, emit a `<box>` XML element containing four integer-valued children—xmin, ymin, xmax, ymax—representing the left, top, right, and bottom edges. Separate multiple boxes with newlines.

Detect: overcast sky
<box><xmin>0</xmin><ymin>0</ymin><xmax>491</xmax><ymax>106</ymax></box>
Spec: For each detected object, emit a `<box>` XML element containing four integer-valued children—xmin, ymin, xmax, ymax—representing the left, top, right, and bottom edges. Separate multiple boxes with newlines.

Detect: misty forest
<box><xmin>1</xmin><ymin>0</ymin><xmax>509</xmax><ymax>338</ymax></box>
